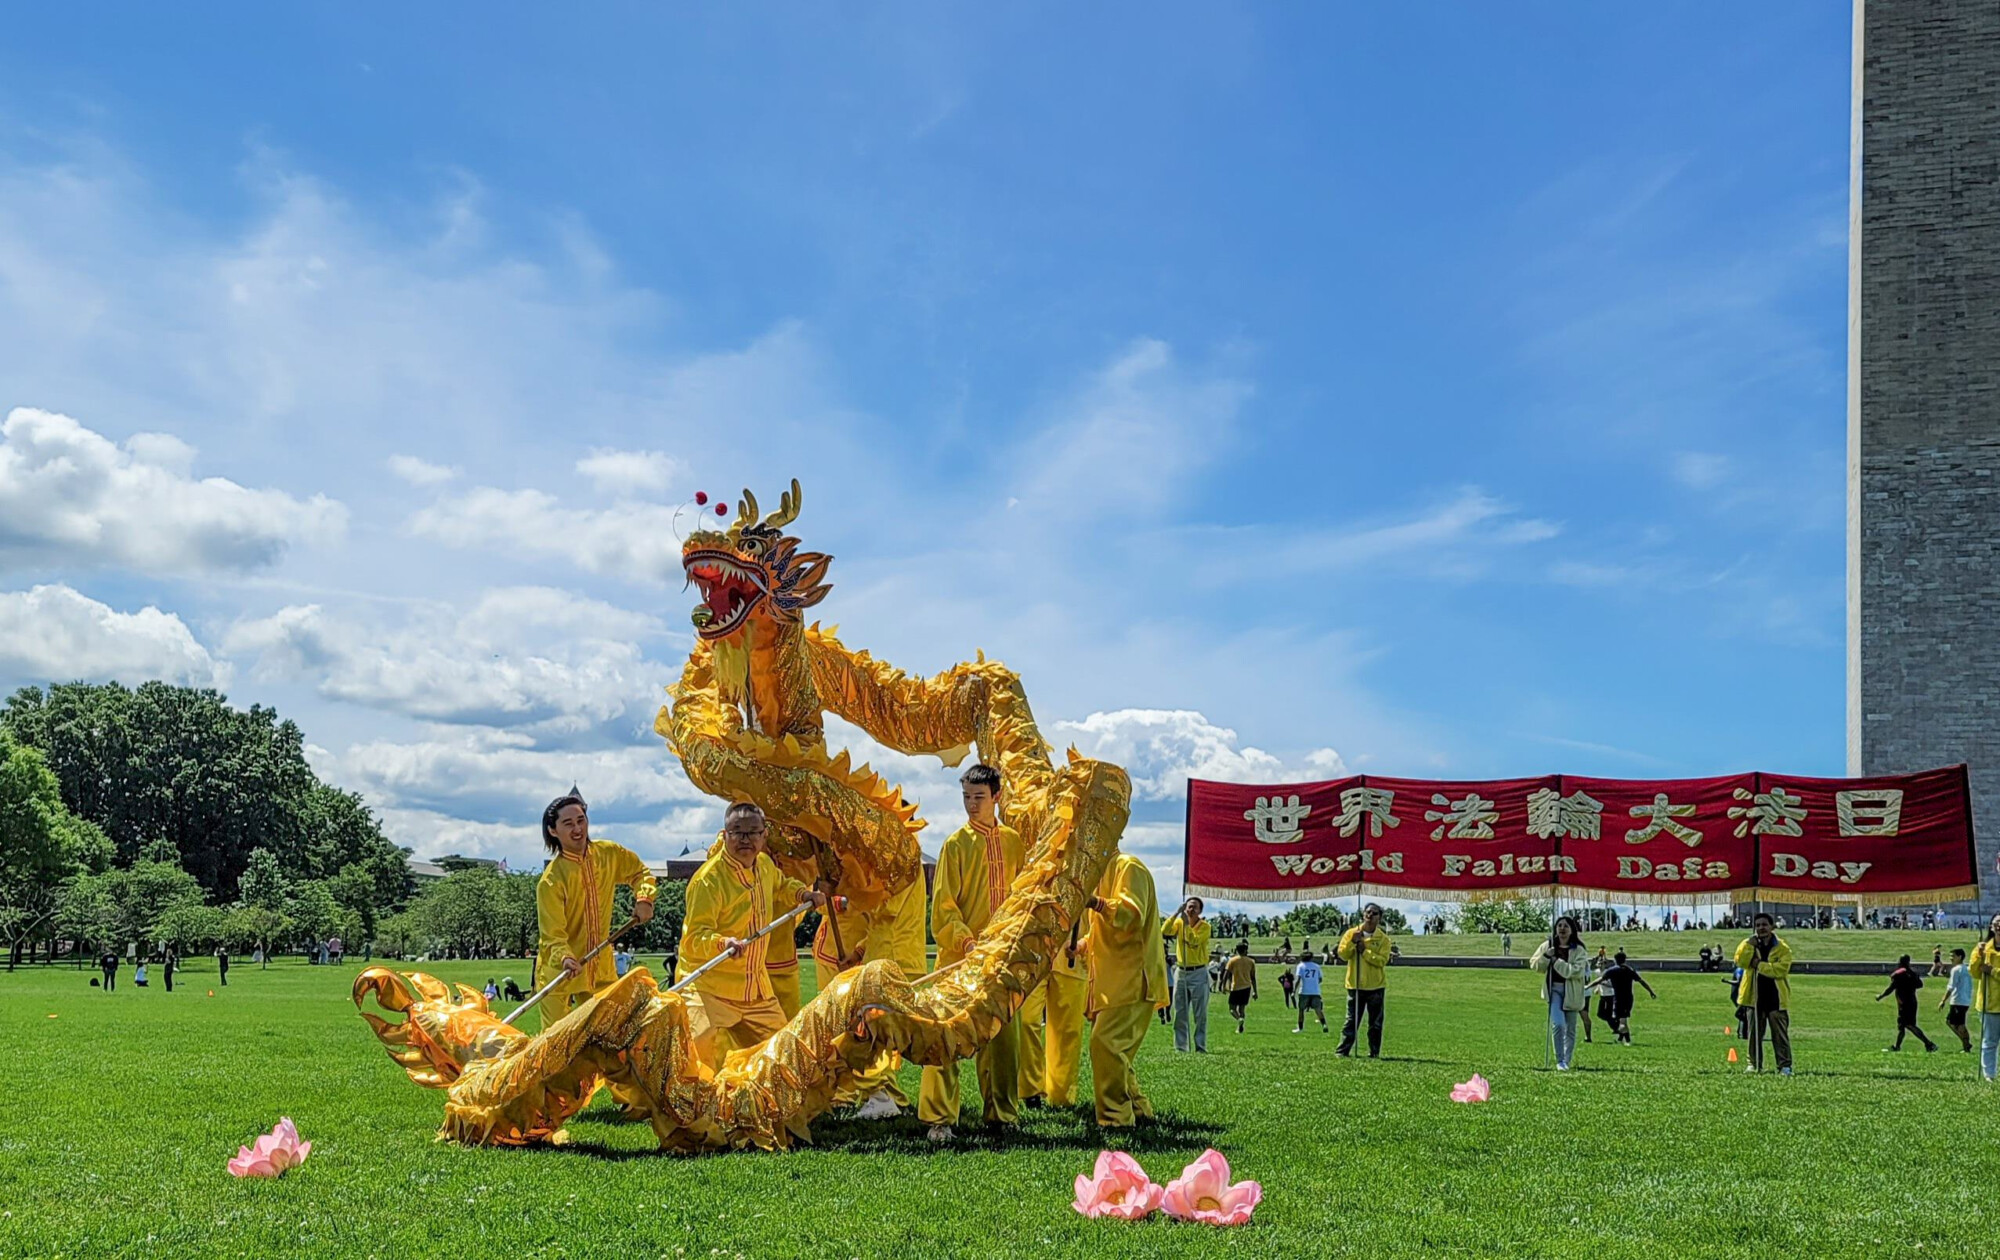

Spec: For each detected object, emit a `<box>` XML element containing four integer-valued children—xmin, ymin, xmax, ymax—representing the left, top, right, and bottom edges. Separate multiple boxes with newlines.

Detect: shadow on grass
<box><xmin>549</xmin><ymin>1107</ymin><xmax>1227</xmax><ymax>1162</ymax></box>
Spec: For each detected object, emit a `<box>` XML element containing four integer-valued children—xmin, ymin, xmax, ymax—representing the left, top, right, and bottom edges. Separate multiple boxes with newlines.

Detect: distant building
<box><xmin>407</xmin><ymin>857</ymin><xmax>449</xmax><ymax>883</ymax></box>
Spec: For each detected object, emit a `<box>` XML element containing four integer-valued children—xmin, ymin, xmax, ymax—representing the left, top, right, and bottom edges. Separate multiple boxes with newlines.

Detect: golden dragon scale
<box><xmin>354</xmin><ymin>481</ymin><xmax>1132</xmax><ymax>1150</ymax></box>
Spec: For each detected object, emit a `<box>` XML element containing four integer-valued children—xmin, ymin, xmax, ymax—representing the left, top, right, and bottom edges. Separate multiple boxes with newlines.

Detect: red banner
<box><xmin>1183</xmin><ymin>766</ymin><xmax>1977</xmax><ymax>905</ymax></box>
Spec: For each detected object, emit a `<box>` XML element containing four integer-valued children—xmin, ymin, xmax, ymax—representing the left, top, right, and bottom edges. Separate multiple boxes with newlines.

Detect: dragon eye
<box><xmin>738</xmin><ymin>537</ymin><xmax>765</xmax><ymax>557</ymax></box>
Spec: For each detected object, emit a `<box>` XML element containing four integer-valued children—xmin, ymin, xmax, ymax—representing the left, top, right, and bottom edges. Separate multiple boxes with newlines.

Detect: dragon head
<box><xmin>352</xmin><ymin>967</ymin><xmax>529</xmax><ymax>1089</ymax></box>
<box><xmin>682</xmin><ymin>478</ymin><xmax>832</xmax><ymax>642</ymax></box>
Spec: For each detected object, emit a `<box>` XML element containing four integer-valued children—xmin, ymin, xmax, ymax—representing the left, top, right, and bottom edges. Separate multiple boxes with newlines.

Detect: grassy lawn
<box><xmin>3</xmin><ymin>954</ymin><xmax>1995</xmax><ymax>1259</ymax></box>
<box><xmin>1247</xmin><ymin>927</ymin><xmax>1979</xmax><ymax>965</ymax></box>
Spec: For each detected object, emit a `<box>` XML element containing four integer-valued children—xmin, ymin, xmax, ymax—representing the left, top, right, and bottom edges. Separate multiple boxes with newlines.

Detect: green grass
<box><xmin>1245</xmin><ymin>927</ymin><xmax>1977</xmax><ymax>964</ymax></box>
<box><xmin>3</xmin><ymin>955</ymin><xmax>1995</xmax><ymax>1259</ymax></box>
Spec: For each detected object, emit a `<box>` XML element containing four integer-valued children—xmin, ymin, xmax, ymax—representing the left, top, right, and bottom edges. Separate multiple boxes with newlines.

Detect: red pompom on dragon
<box><xmin>353</xmin><ymin>480</ymin><xmax>1133</xmax><ymax>1150</ymax></box>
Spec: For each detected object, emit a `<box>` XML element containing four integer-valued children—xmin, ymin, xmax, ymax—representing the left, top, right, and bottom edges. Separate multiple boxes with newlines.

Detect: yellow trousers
<box><xmin>1045</xmin><ymin>971</ymin><xmax>1088</xmax><ymax>1106</ymax></box>
<box><xmin>771</xmin><ymin>966</ymin><xmax>801</xmax><ymax>1021</ymax></box>
<box><xmin>703</xmin><ymin>990</ymin><xmax>789</xmax><ymax>1058</ymax></box>
<box><xmin>1017</xmin><ymin>982</ymin><xmax>1048</xmax><ymax>1101</ymax></box>
<box><xmin>919</xmin><ymin>1016</ymin><xmax>1021</xmax><ymax>1126</ymax></box>
<box><xmin>1089</xmin><ymin>1001</ymin><xmax>1157</xmax><ymax>1128</ymax></box>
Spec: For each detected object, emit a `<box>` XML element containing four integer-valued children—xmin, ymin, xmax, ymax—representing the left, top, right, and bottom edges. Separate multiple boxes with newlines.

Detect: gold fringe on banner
<box><xmin>1183</xmin><ymin>879</ymin><xmax>1979</xmax><ymax>910</ymax></box>
<box><xmin>1746</xmin><ymin>883</ymin><xmax>1979</xmax><ymax>909</ymax></box>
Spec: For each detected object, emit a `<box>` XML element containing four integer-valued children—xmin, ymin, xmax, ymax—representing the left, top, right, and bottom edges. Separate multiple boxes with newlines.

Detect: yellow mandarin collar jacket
<box><xmin>535</xmin><ymin>839</ymin><xmax>656</xmax><ymax>1002</ymax></box>
<box><xmin>931</xmin><ymin>821</ymin><xmax>1025</xmax><ymax>966</ymax></box>
<box><xmin>1082</xmin><ymin>854</ymin><xmax>1168</xmax><ymax>1014</ymax></box>
<box><xmin>679</xmin><ymin>849</ymin><xmax>807</xmax><ymax>1002</ymax></box>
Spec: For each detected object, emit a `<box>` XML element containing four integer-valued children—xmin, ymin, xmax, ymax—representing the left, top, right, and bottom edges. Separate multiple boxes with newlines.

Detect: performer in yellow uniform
<box><xmin>533</xmin><ymin>789</ymin><xmax>656</xmax><ymax>1029</ymax></box>
<box><xmin>679</xmin><ymin>802</ymin><xmax>826</xmax><ymax>1057</ymax></box>
<box><xmin>1080</xmin><ymin>850</ymin><xmax>1167</xmax><ymax>1128</ymax></box>
<box><xmin>919</xmin><ymin>764</ymin><xmax>1025</xmax><ymax>1142</ymax></box>
<box><xmin>814</xmin><ymin>873</ymin><xmax>928</xmax><ymax>1118</ymax></box>
<box><xmin>1162</xmin><ymin>896</ymin><xmax>1214</xmax><ymax>1052</ymax></box>
<box><xmin>1042</xmin><ymin>923</ymin><xmax>1089</xmax><ymax>1107</ymax></box>
<box><xmin>699</xmin><ymin>832</ymin><xmax>806</xmax><ymax>1018</ymax></box>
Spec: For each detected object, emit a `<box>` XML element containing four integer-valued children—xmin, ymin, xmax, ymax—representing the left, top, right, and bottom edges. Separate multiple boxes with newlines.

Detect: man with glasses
<box><xmin>679</xmin><ymin>801</ymin><xmax>827</xmax><ymax>1057</ymax></box>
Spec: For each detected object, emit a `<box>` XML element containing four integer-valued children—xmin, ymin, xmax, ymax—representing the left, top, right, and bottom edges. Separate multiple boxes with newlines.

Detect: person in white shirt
<box><xmin>1292</xmin><ymin>951</ymin><xmax>1327</xmax><ymax>1033</ymax></box>
<box><xmin>1940</xmin><ymin>947</ymin><xmax>1974</xmax><ymax>1053</ymax></box>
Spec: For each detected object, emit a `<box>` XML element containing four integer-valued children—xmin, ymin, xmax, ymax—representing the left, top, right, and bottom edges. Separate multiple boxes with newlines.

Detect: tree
<box><xmin>1</xmin><ymin>682</ymin><xmax>409</xmax><ymax>909</ymax></box>
<box><xmin>0</xmin><ymin>730</ymin><xmax>112</xmax><ymax>967</ymax></box>
<box><xmin>154</xmin><ymin>903</ymin><xmax>227</xmax><ymax>952</ymax></box>
<box><xmin>1449</xmin><ymin>897</ymin><xmax>1554</xmax><ymax>936</ymax></box>
<box><xmin>238</xmin><ymin>848</ymin><xmax>290</xmax><ymax>965</ymax></box>
<box><xmin>286</xmin><ymin>880</ymin><xmax>341</xmax><ymax>952</ymax></box>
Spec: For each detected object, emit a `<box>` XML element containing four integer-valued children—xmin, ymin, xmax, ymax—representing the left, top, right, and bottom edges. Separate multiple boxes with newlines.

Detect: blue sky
<box><xmin>0</xmin><ymin>3</ymin><xmax>1853</xmax><ymax>901</ymax></box>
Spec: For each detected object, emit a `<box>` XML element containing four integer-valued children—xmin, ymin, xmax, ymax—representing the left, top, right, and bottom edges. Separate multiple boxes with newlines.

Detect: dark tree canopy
<box><xmin>2</xmin><ymin>682</ymin><xmax>409</xmax><ymax>907</ymax></box>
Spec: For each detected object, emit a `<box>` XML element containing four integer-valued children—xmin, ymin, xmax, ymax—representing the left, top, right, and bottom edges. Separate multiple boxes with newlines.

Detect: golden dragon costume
<box><xmin>355</xmin><ymin>480</ymin><xmax>1133</xmax><ymax>1151</ymax></box>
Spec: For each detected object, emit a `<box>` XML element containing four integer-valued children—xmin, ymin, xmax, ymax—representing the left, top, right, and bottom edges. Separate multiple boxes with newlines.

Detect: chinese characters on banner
<box><xmin>1183</xmin><ymin>766</ymin><xmax>1977</xmax><ymax>904</ymax></box>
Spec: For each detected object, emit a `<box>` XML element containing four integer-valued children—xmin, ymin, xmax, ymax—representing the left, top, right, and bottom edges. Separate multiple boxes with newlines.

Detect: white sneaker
<box><xmin>852</xmin><ymin>1090</ymin><xmax>901</xmax><ymax>1121</ymax></box>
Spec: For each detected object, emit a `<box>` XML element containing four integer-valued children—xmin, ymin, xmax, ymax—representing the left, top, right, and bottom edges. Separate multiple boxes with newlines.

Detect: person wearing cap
<box><xmin>533</xmin><ymin>788</ymin><xmax>656</xmax><ymax>1029</ymax></box>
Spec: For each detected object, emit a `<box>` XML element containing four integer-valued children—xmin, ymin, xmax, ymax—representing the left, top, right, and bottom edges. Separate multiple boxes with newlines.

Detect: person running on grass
<box><xmin>1278</xmin><ymin>960</ymin><xmax>1296</xmax><ymax>1008</ymax></box>
<box><xmin>1940</xmin><ymin>947</ymin><xmax>1974</xmax><ymax>1053</ymax></box>
<box><xmin>1531</xmin><ymin>915</ymin><xmax>1588</xmax><ymax>1070</ymax></box>
<box><xmin>1223</xmin><ymin>941</ymin><xmax>1259</xmax><ymax>1033</ymax></box>
<box><xmin>1878</xmin><ymin>955</ymin><xmax>1938</xmax><ymax>1052</ymax></box>
<box><xmin>1293</xmin><ymin>950</ymin><xmax>1328</xmax><ymax>1033</ymax></box>
<box><xmin>1589</xmin><ymin>950</ymin><xmax>1656</xmax><ymax>1044</ymax></box>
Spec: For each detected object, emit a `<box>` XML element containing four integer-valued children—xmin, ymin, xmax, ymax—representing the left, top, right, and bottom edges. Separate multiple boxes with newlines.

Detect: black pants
<box><xmin>101</xmin><ymin>968</ymin><xmax>115</xmax><ymax>991</ymax></box>
<box><xmin>163</xmin><ymin>968</ymin><xmax>174</xmax><ymax>992</ymax></box>
<box><xmin>1893</xmin><ymin>1003</ymin><xmax>1936</xmax><ymax>1050</ymax></box>
<box><xmin>219</xmin><ymin>967</ymin><xmax>228</xmax><ymax>987</ymax></box>
<box><xmin>1337</xmin><ymin>987</ymin><xmax>1385</xmax><ymax>1056</ymax></box>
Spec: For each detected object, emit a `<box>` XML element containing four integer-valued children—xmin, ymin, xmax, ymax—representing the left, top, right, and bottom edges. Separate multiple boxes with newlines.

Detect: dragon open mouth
<box><xmin>684</xmin><ymin>549</ymin><xmax>768</xmax><ymax>639</ymax></box>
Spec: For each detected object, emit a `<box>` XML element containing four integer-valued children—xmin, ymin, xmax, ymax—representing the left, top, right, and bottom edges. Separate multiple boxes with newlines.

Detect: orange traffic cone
<box><xmin>1727</xmin><ymin>1047</ymin><xmax>1738</xmax><ymax>1064</ymax></box>
<box><xmin>207</xmin><ymin>989</ymin><xmax>216</xmax><ymax>997</ymax></box>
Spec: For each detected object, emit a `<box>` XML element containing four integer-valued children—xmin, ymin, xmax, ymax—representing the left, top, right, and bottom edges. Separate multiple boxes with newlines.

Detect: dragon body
<box><xmin>355</xmin><ymin>480</ymin><xmax>1133</xmax><ymax>1150</ymax></box>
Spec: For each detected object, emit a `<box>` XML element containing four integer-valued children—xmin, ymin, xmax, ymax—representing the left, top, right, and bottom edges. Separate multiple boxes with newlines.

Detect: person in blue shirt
<box><xmin>1292</xmin><ymin>950</ymin><xmax>1327</xmax><ymax>1033</ymax></box>
<box><xmin>1940</xmin><ymin>947</ymin><xmax>1974</xmax><ymax>1053</ymax></box>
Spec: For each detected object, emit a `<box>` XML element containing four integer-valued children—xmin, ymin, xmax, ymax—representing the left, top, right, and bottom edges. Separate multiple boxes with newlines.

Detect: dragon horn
<box><xmin>763</xmin><ymin>478</ymin><xmax>803</xmax><ymax>530</ymax></box>
<box><xmin>729</xmin><ymin>488</ymin><xmax>760</xmax><ymax>539</ymax></box>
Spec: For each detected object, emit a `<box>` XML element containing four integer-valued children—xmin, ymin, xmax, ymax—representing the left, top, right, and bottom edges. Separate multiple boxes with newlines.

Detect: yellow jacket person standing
<box><xmin>1080</xmin><ymin>851</ymin><xmax>1167</xmax><ymax>1128</ymax></box>
<box><xmin>919</xmin><ymin>764</ymin><xmax>1025</xmax><ymax>1142</ymax></box>
<box><xmin>1733</xmin><ymin>912</ymin><xmax>1795</xmax><ymax>1075</ymax></box>
<box><xmin>1334</xmin><ymin>902</ymin><xmax>1392</xmax><ymax>1058</ymax></box>
<box><xmin>679</xmin><ymin>803</ymin><xmax>825</xmax><ymax>1057</ymax></box>
<box><xmin>534</xmin><ymin>790</ymin><xmax>656</xmax><ymax>1029</ymax></box>
<box><xmin>1162</xmin><ymin>897</ymin><xmax>1214</xmax><ymax>1053</ymax></box>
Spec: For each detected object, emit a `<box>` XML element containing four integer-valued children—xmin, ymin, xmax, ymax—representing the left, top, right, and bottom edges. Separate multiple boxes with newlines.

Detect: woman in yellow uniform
<box><xmin>679</xmin><ymin>803</ymin><xmax>825</xmax><ymax>1056</ymax></box>
<box><xmin>533</xmin><ymin>790</ymin><xmax>656</xmax><ymax>1029</ymax></box>
<box><xmin>1080</xmin><ymin>851</ymin><xmax>1168</xmax><ymax>1128</ymax></box>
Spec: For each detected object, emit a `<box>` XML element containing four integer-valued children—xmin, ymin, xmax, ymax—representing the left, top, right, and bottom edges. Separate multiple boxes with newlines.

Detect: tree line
<box><xmin>0</xmin><ymin>682</ymin><xmax>411</xmax><ymax>967</ymax></box>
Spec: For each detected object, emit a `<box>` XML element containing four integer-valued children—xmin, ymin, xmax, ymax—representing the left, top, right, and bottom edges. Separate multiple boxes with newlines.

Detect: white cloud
<box><xmin>224</xmin><ymin>586</ymin><xmax>667</xmax><ymax>726</ymax></box>
<box><xmin>1013</xmin><ymin>339</ymin><xmax>1251</xmax><ymax>522</ymax></box>
<box><xmin>576</xmin><ymin>448</ymin><xmax>684</xmax><ymax>497</ymax></box>
<box><xmin>1671</xmin><ymin>451</ymin><xmax>1733</xmax><ymax>490</ymax></box>
<box><xmin>1053</xmin><ymin>709</ymin><xmax>1346</xmax><ymax>800</ymax></box>
<box><xmin>387</xmin><ymin>455</ymin><xmax>458</xmax><ymax>486</ymax></box>
<box><xmin>0</xmin><ymin>583</ymin><xmax>225</xmax><ymax>687</ymax></box>
<box><xmin>0</xmin><ymin>408</ymin><xmax>346</xmax><ymax>575</ymax></box>
<box><xmin>406</xmin><ymin>489</ymin><xmax>694</xmax><ymax>584</ymax></box>
<box><xmin>330</xmin><ymin>728</ymin><xmax>706</xmax><ymax>825</ymax></box>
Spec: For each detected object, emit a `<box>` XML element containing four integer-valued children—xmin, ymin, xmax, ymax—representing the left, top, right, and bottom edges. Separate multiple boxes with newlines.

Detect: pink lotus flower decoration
<box><xmin>1073</xmin><ymin>1150</ymin><xmax>1166</xmax><ymax>1220</ymax></box>
<box><xmin>1161</xmin><ymin>1149</ymin><xmax>1262</xmax><ymax>1226</ymax></box>
<box><xmin>1450</xmin><ymin>1073</ymin><xmax>1492</xmax><ymax>1104</ymax></box>
<box><xmin>227</xmin><ymin>1117</ymin><xmax>311</xmax><ymax>1178</ymax></box>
